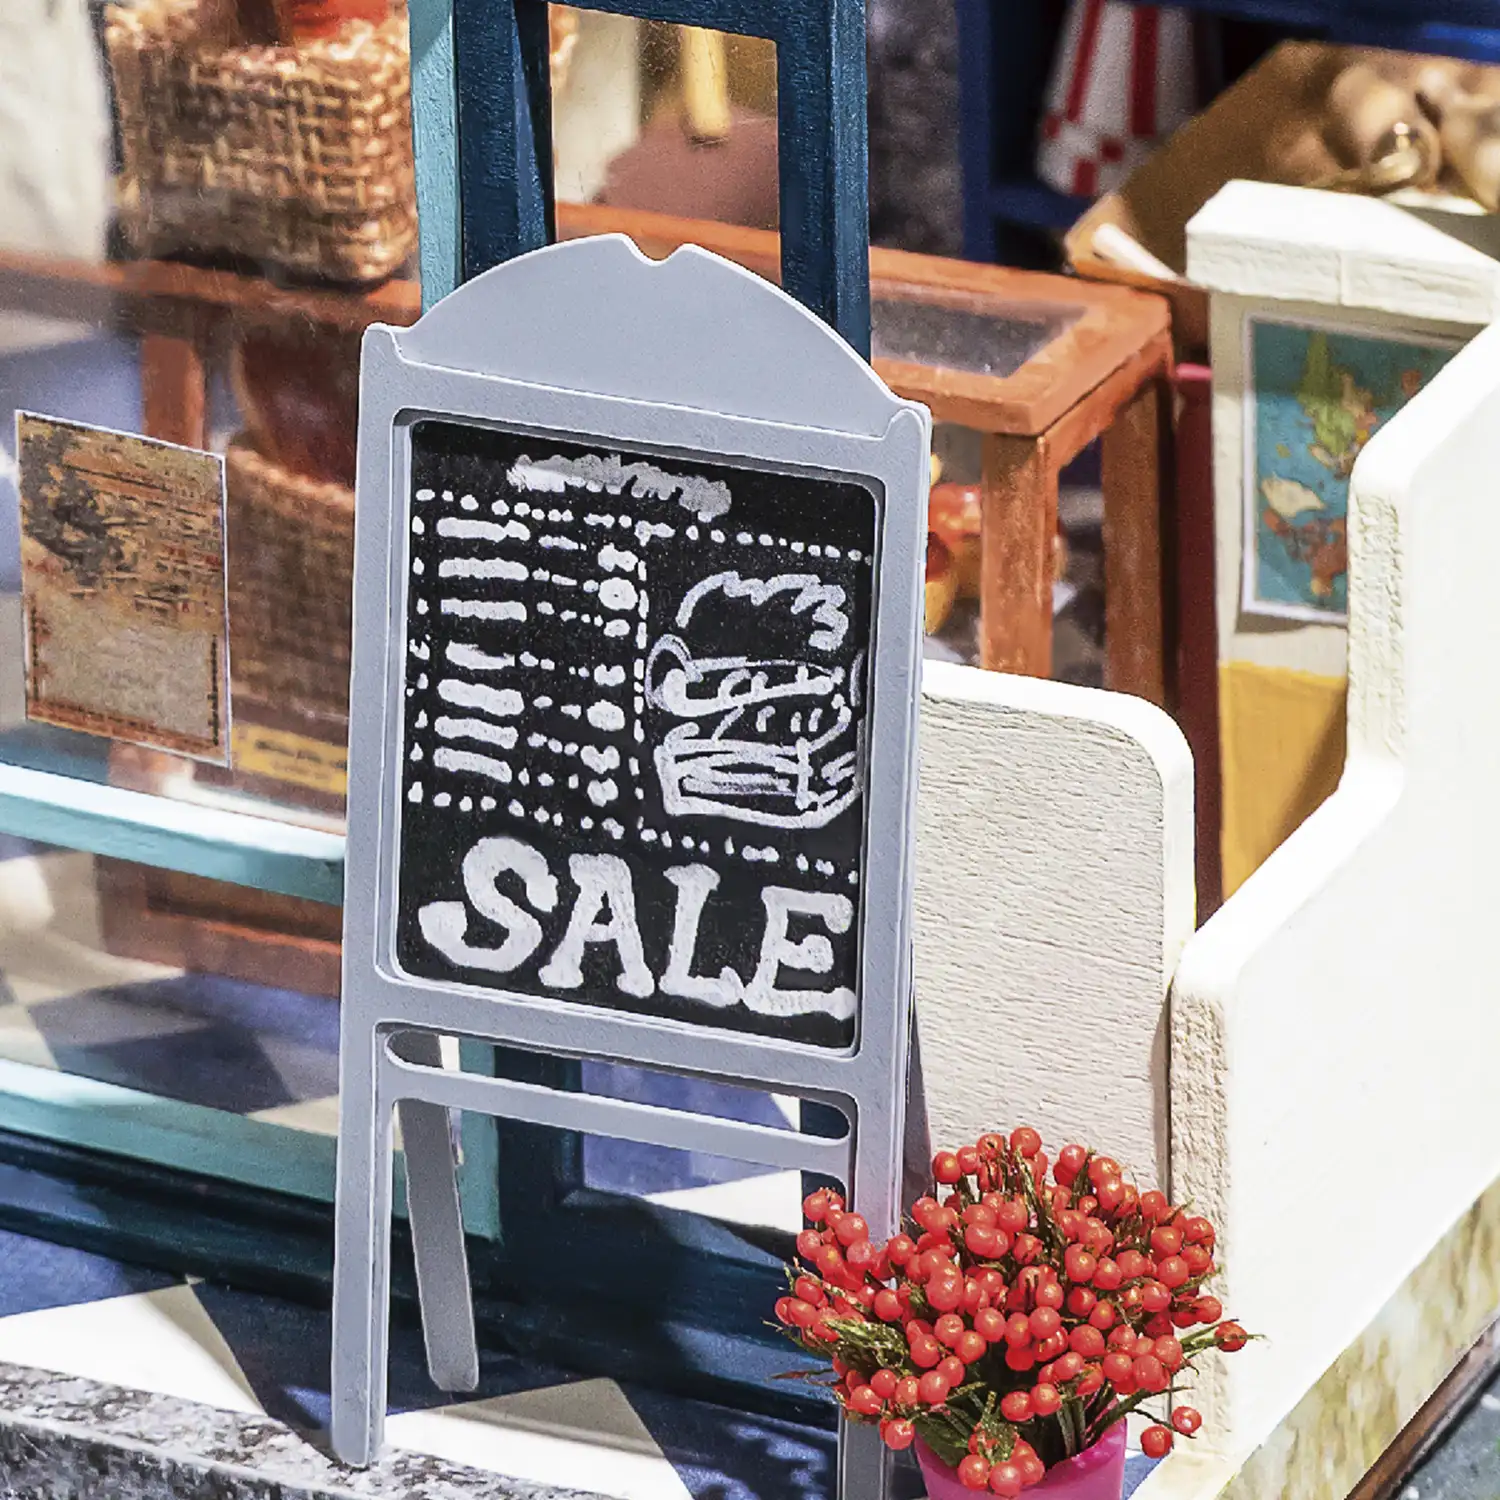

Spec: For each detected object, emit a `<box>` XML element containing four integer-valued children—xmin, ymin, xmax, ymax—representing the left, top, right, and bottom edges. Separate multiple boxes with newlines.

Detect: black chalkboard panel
<box><xmin>395</xmin><ymin>419</ymin><xmax>877</xmax><ymax>1049</ymax></box>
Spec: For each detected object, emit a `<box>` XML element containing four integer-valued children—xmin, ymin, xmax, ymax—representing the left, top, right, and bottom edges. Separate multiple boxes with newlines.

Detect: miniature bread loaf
<box><xmin>1323</xmin><ymin>62</ymin><xmax>1440</xmax><ymax>188</ymax></box>
<box><xmin>929</xmin><ymin>482</ymin><xmax>983</xmax><ymax>599</ymax></box>
<box><xmin>925</xmin><ymin>534</ymin><xmax>959</xmax><ymax>636</ymax></box>
<box><xmin>270</xmin><ymin>0</ymin><xmax>391</xmax><ymax>44</ymax></box>
<box><xmin>1417</xmin><ymin>63</ymin><xmax>1500</xmax><ymax>211</ymax></box>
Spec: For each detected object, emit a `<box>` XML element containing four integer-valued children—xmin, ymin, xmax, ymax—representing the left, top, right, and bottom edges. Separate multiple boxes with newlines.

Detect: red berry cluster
<box><xmin>774</xmin><ymin>1129</ymin><xmax>1250</xmax><ymax>1492</ymax></box>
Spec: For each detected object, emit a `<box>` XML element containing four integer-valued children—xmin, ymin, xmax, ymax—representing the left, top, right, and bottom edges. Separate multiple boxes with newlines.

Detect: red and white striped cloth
<box><xmin>1036</xmin><ymin>1</ymin><xmax>1196</xmax><ymax>200</ymax></box>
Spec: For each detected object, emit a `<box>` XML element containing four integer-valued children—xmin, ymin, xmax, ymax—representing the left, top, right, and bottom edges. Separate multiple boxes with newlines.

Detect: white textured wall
<box><xmin>1173</xmin><ymin>320</ymin><xmax>1500</xmax><ymax>1452</ymax></box>
<box><xmin>1187</xmin><ymin>180</ymin><xmax>1500</xmax><ymax>326</ymax></box>
<box><xmin>0</xmin><ymin>0</ymin><xmax>111</xmax><ymax>355</ymax></box>
<box><xmin>552</xmin><ymin>10</ymin><xmax>642</xmax><ymax>206</ymax></box>
<box><xmin>915</xmin><ymin>663</ymin><xmax>1194</xmax><ymax>1188</ymax></box>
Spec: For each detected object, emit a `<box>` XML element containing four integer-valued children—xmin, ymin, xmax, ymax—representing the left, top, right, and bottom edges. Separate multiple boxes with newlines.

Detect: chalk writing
<box><xmin>396</xmin><ymin>422</ymin><xmax>876</xmax><ymax>1047</ymax></box>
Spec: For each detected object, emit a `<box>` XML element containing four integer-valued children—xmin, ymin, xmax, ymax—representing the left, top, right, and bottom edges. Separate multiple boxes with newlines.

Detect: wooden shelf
<box><xmin>0</xmin><ymin>760</ymin><xmax>344</xmax><ymax>904</ymax></box>
<box><xmin>0</xmin><ymin>200</ymin><xmax>1168</xmax><ymax>437</ymax></box>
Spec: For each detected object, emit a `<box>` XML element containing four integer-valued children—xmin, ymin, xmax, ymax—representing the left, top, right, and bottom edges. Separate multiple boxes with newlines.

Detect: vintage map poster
<box><xmin>1243</xmin><ymin>319</ymin><xmax>1461</xmax><ymax>624</ymax></box>
<box><xmin>18</xmin><ymin>412</ymin><xmax>231</xmax><ymax>761</ymax></box>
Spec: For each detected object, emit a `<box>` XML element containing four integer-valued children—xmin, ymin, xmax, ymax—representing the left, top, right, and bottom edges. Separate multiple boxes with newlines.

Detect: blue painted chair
<box><xmin>413</xmin><ymin>0</ymin><xmax>873</xmax><ymax>355</ymax></box>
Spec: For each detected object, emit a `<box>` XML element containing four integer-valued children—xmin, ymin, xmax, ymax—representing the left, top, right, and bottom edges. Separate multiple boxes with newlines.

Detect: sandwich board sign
<box><xmin>332</xmin><ymin>234</ymin><xmax>930</xmax><ymax>1499</ymax></box>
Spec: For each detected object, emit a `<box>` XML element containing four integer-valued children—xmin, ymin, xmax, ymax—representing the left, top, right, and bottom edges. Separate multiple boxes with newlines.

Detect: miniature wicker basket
<box><xmin>225</xmin><ymin>438</ymin><xmax>354</xmax><ymax>729</ymax></box>
<box><xmin>105</xmin><ymin>0</ymin><xmax>416</xmax><ymax>284</ymax></box>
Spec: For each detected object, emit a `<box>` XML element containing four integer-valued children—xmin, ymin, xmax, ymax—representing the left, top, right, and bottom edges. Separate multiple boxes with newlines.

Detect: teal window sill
<box><xmin>0</xmin><ymin>757</ymin><xmax>344</xmax><ymax>906</ymax></box>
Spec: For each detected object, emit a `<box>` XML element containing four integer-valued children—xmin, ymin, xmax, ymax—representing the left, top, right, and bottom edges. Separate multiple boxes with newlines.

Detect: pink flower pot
<box><xmin>915</xmin><ymin>1422</ymin><xmax>1127</xmax><ymax>1500</ymax></box>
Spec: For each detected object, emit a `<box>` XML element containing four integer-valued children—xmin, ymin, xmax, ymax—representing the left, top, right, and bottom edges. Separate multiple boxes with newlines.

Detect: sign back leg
<box><xmin>903</xmin><ymin>993</ymin><xmax>932</xmax><ymax>1206</ymax></box>
<box><xmin>396</xmin><ymin>1030</ymin><xmax>480</xmax><ymax>1393</ymax></box>
<box><xmin>841</xmin><ymin>1412</ymin><xmax>893</xmax><ymax>1498</ymax></box>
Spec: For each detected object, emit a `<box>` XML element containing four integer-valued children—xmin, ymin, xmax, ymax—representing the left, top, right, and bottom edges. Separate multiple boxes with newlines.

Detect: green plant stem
<box><xmin>1059</xmin><ymin>1396</ymin><xmax>1087</xmax><ymax>1457</ymax></box>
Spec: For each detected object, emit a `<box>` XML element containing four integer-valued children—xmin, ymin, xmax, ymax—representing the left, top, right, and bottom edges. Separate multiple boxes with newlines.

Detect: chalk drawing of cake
<box><xmin>644</xmin><ymin>571</ymin><xmax>864</xmax><ymax>830</ymax></box>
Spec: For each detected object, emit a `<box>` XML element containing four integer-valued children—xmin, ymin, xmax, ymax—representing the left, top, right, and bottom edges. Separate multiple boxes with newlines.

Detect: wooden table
<box><xmin>0</xmin><ymin>201</ymin><xmax>1175</xmax><ymax>702</ymax></box>
<box><xmin>555</xmin><ymin>206</ymin><xmax>1177</xmax><ymax>702</ymax></box>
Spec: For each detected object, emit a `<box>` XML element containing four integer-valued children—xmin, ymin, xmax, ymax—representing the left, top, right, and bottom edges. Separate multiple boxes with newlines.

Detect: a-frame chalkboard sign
<box><xmin>330</xmin><ymin>236</ymin><xmax>930</xmax><ymax>1495</ymax></box>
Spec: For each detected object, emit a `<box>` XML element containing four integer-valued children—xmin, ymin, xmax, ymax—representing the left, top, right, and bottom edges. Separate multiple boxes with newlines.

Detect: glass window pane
<box><xmin>0</xmin><ymin>839</ymin><xmax>340</xmax><ymax>1181</ymax></box>
<box><xmin>0</xmin><ymin>1</ymin><xmax>426</xmax><ymax>839</ymax></box>
<box><xmin>0</xmin><ymin>0</ymin><xmax>419</xmax><ymax>1194</ymax></box>
<box><xmin>554</xmin><ymin>8</ymin><xmax>780</xmax><ymax>234</ymax></box>
<box><xmin>872</xmin><ymin>297</ymin><xmax>1082</xmax><ymax>379</ymax></box>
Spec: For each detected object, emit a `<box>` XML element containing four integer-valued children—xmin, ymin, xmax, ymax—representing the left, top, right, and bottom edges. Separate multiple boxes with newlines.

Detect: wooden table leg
<box><xmin>1172</xmin><ymin>363</ymin><xmax>1223</xmax><ymax>919</ymax></box>
<box><xmin>1101</xmin><ymin>371</ymin><xmax>1171</xmax><ymax>706</ymax></box>
<box><xmin>140</xmin><ymin>329</ymin><xmax>207</xmax><ymax>450</ymax></box>
<box><xmin>679</xmin><ymin>26</ymin><xmax>732</xmax><ymax>143</ymax></box>
<box><xmin>979</xmin><ymin>432</ymin><xmax>1058</xmax><ymax>677</ymax></box>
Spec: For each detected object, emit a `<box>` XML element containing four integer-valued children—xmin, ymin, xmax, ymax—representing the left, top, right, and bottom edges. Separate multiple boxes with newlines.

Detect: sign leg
<box><xmin>331</xmin><ymin>1036</ymin><xmax>396</xmax><ymax>1467</ymax></box>
<box><xmin>839</xmin><ymin>1407</ymin><xmax>892</xmax><ymax>1500</ymax></box>
<box><xmin>397</xmin><ymin>1031</ymin><xmax>480</xmax><ymax>1393</ymax></box>
<box><xmin>902</xmin><ymin>998</ymin><xmax>933</xmax><ymax>1207</ymax></box>
<box><xmin>837</xmin><ymin>1009</ymin><xmax>916</xmax><ymax>1500</ymax></box>
<box><xmin>801</xmin><ymin>1097</ymin><xmax>847</xmax><ymax>1205</ymax></box>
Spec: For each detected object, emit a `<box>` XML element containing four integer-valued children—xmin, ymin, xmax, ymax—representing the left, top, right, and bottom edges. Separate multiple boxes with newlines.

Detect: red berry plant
<box><xmin>773</xmin><ymin>1129</ymin><xmax>1252</xmax><ymax>1494</ymax></box>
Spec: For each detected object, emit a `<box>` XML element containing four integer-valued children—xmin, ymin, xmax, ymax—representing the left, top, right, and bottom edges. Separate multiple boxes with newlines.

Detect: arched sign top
<box><xmin>396</xmin><ymin>235</ymin><xmax>897</xmax><ymax>436</ymax></box>
<box><xmin>335</xmin><ymin>238</ymin><xmax>927</xmax><ymax>1499</ymax></box>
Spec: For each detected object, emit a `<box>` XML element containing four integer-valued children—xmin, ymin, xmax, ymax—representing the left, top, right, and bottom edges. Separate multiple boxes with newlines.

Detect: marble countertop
<box><xmin>0</xmin><ymin>1359</ymin><xmax>607</xmax><ymax>1500</ymax></box>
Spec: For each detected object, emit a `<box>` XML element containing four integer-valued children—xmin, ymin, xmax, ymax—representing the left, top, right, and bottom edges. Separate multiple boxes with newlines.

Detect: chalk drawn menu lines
<box><xmin>408</xmin><ymin>479</ymin><xmax>874</xmax><ymax>864</ymax></box>
<box><xmin>411</xmin><ymin>486</ymin><xmax>636</xmax><ymax>831</ymax></box>
<box><xmin>397</xmin><ymin>421</ymin><xmax>877</xmax><ymax>1048</ymax></box>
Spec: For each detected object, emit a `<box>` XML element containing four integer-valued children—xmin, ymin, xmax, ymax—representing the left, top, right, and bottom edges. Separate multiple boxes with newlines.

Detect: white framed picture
<box><xmin>1241</xmin><ymin>314</ymin><xmax>1464</xmax><ymax>625</ymax></box>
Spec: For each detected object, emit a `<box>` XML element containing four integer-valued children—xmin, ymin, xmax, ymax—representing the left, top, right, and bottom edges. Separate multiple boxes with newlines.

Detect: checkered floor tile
<box><xmin>0</xmin><ymin>840</ymin><xmax>343</xmax><ymax>1133</ymax></box>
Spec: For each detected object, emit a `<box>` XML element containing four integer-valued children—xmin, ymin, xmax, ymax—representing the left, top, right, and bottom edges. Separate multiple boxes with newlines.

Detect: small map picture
<box><xmin>1243</xmin><ymin>318</ymin><xmax>1461</xmax><ymax>623</ymax></box>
